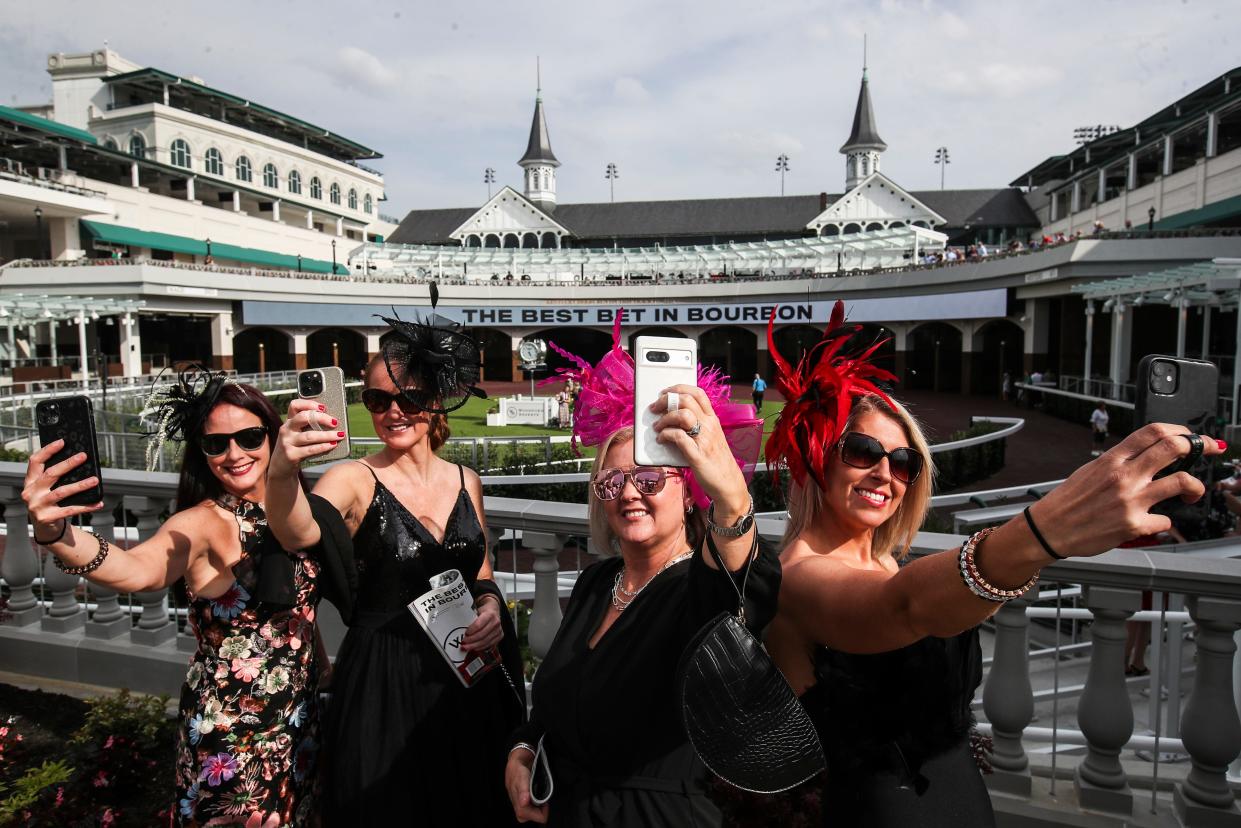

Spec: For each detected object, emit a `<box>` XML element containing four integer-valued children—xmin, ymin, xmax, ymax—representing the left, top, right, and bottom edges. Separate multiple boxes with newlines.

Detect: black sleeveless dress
<box><xmin>800</xmin><ymin>628</ymin><xmax>995</xmax><ymax>827</ymax></box>
<box><xmin>320</xmin><ymin>464</ymin><xmax>523</xmax><ymax>826</ymax></box>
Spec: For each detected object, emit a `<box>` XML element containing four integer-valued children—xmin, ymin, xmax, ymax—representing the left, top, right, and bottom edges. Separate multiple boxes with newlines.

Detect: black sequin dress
<box><xmin>320</xmin><ymin>463</ymin><xmax>524</xmax><ymax>826</ymax></box>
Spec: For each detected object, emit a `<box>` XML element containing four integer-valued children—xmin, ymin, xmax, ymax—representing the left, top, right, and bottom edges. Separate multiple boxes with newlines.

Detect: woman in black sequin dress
<box><xmin>266</xmin><ymin>356</ymin><xmax>524</xmax><ymax>826</ymax></box>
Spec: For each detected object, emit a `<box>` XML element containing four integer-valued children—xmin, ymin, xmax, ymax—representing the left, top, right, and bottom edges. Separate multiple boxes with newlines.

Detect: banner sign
<box><xmin>241</xmin><ymin>289</ymin><xmax>1006</xmax><ymax>329</ymax></box>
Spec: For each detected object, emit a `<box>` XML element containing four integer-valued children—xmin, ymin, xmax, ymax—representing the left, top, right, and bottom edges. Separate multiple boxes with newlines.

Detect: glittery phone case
<box><xmin>298</xmin><ymin>367</ymin><xmax>351</xmax><ymax>463</ymax></box>
<box><xmin>36</xmin><ymin>395</ymin><xmax>104</xmax><ymax>507</ymax></box>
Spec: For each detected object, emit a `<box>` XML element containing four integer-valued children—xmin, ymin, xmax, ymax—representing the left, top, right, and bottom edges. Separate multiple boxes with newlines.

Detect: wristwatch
<box><xmin>706</xmin><ymin>496</ymin><xmax>755</xmax><ymax>537</ymax></box>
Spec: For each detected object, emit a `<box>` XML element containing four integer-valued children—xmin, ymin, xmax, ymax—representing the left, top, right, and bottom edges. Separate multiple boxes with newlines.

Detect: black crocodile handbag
<box><xmin>677</xmin><ymin>536</ymin><xmax>826</xmax><ymax>794</ymax></box>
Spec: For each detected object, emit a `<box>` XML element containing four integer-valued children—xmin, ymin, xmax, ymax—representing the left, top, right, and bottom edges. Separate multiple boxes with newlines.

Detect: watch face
<box><xmin>518</xmin><ymin>342</ymin><xmax>538</xmax><ymax>362</ymax></box>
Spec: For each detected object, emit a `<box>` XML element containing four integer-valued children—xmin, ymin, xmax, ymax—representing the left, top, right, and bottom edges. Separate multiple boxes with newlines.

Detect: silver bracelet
<box><xmin>957</xmin><ymin>527</ymin><xmax>1038</xmax><ymax>603</ymax></box>
<box><xmin>509</xmin><ymin>741</ymin><xmax>537</xmax><ymax>757</ymax></box>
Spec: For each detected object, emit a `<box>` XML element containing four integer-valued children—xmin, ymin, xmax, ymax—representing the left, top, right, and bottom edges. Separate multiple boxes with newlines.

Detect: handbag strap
<box><xmin>703</xmin><ymin>531</ymin><xmax>759</xmax><ymax>625</ymax></box>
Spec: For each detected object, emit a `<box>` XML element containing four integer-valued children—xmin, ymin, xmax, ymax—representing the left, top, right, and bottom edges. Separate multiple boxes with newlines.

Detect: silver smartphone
<box><xmin>633</xmin><ymin>336</ymin><xmax>698</xmax><ymax>467</ymax></box>
<box><xmin>297</xmin><ymin>367</ymin><xmax>351</xmax><ymax>463</ymax></box>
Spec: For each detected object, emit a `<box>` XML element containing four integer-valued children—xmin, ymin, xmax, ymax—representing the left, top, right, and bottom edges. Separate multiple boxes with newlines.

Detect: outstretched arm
<box><xmin>266</xmin><ymin>398</ymin><xmax>353</xmax><ymax>550</ymax></box>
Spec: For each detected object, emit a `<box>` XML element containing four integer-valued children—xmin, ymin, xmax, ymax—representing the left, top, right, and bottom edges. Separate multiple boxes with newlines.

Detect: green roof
<box><xmin>81</xmin><ymin>220</ymin><xmax>346</xmax><ymax>275</ymax></box>
<box><xmin>1154</xmin><ymin>194</ymin><xmax>1241</xmax><ymax>231</ymax></box>
<box><xmin>102</xmin><ymin>68</ymin><xmax>380</xmax><ymax>162</ymax></box>
<box><xmin>0</xmin><ymin>104</ymin><xmax>97</xmax><ymax>146</ymax></box>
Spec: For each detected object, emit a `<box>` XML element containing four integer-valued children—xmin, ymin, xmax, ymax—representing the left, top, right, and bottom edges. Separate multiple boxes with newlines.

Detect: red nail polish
<box><xmin>337</xmin><ymin>431</ymin><xmax>346</xmax><ymax>438</ymax></box>
<box><xmin>330</xmin><ymin>441</ymin><xmax>339</xmax><ymax>447</ymax></box>
<box><xmin>1218</xmin><ymin>439</ymin><xmax>1228</xmax><ymax>451</ymax></box>
<box><xmin>318</xmin><ymin>405</ymin><xmax>326</xmax><ymax>412</ymax></box>
<box><xmin>330</xmin><ymin>418</ymin><xmax>339</xmax><ymax>426</ymax></box>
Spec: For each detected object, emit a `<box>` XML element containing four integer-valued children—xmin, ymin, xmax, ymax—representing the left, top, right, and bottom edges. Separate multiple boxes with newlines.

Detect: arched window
<box><xmin>363</xmin><ymin>193</ymin><xmax>373</xmax><ymax>214</ymax></box>
<box><xmin>204</xmin><ymin>148</ymin><xmax>224</xmax><ymax>176</ymax></box>
<box><xmin>288</xmin><ymin>170</ymin><xmax>302</xmax><ymax>195</ymax></box>
<box><xmin>310</xmin><ymin>177</ymin><xmax>322</xmax><ymax>200</ymax></box>
<box><xmin>235</xmin><ymin>155</ymin><xmax>252</xmax><ymax>182</ymax></box>
<box><xmin>860</xmin><ymin>156</ymin><xmax>869</xmax><ymax>176</ymax></box>
<box><xmin>330</xmin><ymin>183</ymin><xmax>341</xmax><ymax>205</ymax></box>
<box><xmin>348</xmin><ymin>188</ymin><xmax>358</xmax><ymax>210</ymax></box>
<box><xmin>128</xmin><ymin>133</ymin><xmax>147</xmax><ymax>159</ymax></box>
<box><xmin>170</xmin><ymin>139</ymin><xmax>191</xmax><ymax>169</ymax></box>
<box><xmin>263</xmin><ymin>163</ymin><xmax>279</xmax><ymax>189</ymax></box>
<box><xmin>102</xmin><ymin>137</ymin><xmax>118</xmax><ymax>151</ymax></box>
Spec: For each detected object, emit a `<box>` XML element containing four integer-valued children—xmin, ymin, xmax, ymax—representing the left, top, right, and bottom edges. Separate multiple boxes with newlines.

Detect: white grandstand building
<box><xmin>1</xmin><ymin>50</ymin><xmax>1241</xmax><ymax>405</ymax></box>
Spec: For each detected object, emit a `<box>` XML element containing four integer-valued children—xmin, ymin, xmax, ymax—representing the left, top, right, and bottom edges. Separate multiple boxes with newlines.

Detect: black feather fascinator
<box><xmin>140</xmin><ymin>364</ymin><xmax>234</xmax><ymax>470</ymax></box>
<box><xmin>377</xmin><ymin>282</ymin><xmax>486</xmax><ymax>414</ymax></box>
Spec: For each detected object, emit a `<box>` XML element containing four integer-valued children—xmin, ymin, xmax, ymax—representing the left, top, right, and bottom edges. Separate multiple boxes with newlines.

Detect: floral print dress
<box><xmin>172</xmin><ymin>505</ymin><xmax>321</xmax><ymax>827</ymax></box>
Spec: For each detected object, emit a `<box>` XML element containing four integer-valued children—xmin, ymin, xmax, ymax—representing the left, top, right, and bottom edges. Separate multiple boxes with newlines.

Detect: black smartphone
<box><xmin>35</xmin><ymin>395</ymin><xmax>103</xmax><ymax>506</ymax></box>
<box><xmin>1133</xmin><ymin>355</ymin><xmax>1219</xmax><ymax>524</ymax></box>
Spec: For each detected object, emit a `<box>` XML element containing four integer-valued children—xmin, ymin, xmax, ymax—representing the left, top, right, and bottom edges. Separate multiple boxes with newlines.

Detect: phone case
<box><xmin>36</xmin><ymin>395</ymin><xmax>103</xmax><ymax>507</ymax></box>
<box><xmin>298</xmin><ymin>367</ymin><xmax>351</xmax><ymax>463</ymax></box>
<box><xmin>1133</xmin><ymin>354</ymin><xmax>1219</xmax><ymax>521</ymax></box>
<box><xmin>633</xmin><ymin>336</ymin><xmax>698</xmax><ymax>467</ymax></box>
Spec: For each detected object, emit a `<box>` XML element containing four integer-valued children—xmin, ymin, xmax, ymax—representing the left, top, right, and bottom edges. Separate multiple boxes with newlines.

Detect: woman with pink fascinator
<box><xmin>503</xmin><ymin>318</ymin><xmax>778</xmax><ymax>827</ymax></box>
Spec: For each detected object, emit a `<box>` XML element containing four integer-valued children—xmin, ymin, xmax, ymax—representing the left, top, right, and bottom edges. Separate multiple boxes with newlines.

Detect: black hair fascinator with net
<box><xmin>140</xmin><ymin>364</ymin><xmax>234</xmax><ymax>470</ymax></box>
<box><xmin>377</xmin><ymin>282</ymin><xmax>487</xmax><ymax>415</ymax></box>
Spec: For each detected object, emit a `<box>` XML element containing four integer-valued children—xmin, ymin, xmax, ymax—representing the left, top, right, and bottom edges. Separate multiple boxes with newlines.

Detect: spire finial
<box><xmin>862</xmin><ymin>34</ymin><xmax>868</xmax><ymax>81</ymax></box>
<box><xmin>536</xmin><ymin>56</ymin><xmax>542</xmax><ymax>101</ymax></box>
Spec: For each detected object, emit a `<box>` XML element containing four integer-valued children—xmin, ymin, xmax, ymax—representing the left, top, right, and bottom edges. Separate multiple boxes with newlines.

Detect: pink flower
<box><xmin>103</xmin><ymin>736</ymin><xmax>115</xmax><ymax>749</ymax></box>
<box><xmin>93</xmin><ymin>770</ymin><xmax>110</xmax><ymax>788</ymax></box>
<box><xmin>100</xmin><ymin>808</ymin><xmax>116</xmax><ymax>827</ymax></box>
<box><xmin>231</xmin><ymin>657</ymin><xmax>264</xmax><ymax>682</ymax></box>
<box><xmin>200</xmin><ymin>752</ymin><xmax>239</xmax><ymax>786</ymax></box>
<box><xmin>245</xmin><ymin>812</ymin><xmax>281</xmax><ymax>828</ymax></box>
<box><xmin>287</xmin><ymin>606</ymin><xmax>314</xmax><ymax>651</ymax></box>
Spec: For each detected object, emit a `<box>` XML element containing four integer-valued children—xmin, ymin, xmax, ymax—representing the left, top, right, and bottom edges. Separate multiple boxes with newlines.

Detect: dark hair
<box><xmin>364</xmin><ymin>354</ymin><xmax>453</xmax><ymax>451</ymax></box>
<box><xmin>173</xmin><ymin>382</ymin><xmax>287</xmax><ymax>512</ymax></box>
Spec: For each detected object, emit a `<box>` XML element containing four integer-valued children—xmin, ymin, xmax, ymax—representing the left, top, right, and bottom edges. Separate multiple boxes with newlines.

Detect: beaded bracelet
<box><xmin>53</xmin><ymin>530</ymin><xmax>110</xmax><ymax>576</ymax></box>
<box><xmin>957</xmin><ymin>526</ymin><xmax>1038</xmax><ymax>603</ymax></box>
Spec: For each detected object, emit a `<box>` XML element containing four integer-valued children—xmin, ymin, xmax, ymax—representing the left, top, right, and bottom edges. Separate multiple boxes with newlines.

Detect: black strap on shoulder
<box><xmin>353</xmin><ymin>460</ymin><xmax>379</xmax><ymax>481</ymax></box>
<box><xmin>458</xmin><ymin>463</ymin><xmax>466</xmax><ymax>491</ymax></box>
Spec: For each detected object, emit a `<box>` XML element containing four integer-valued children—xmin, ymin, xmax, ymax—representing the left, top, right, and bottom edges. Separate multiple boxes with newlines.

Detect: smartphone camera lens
<box><xmin>1149</xmin><ymin>360</ymin><xmax>1179</xmax><ymax>394</ymax></box>
<box><xmin>647</xmin><ymin>351</ymin><xmax>669</xmax><ymax>363</ymax></box>
<box><xmin>299</xmin><ymin>371</ymin><xmax>324</xmax><ymax>396</ymax></box>
<box><xmin>37</xmin><ymin>403</ymin><xmax>60</xmax><ymax>426</ymax></box>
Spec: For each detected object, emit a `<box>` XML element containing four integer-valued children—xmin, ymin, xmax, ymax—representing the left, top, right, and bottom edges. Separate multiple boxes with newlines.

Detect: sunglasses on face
<box><xmin>592</xmin><ymin>467</ymin><xmax>684</xmax><ymax>501</ymax></box>
<box><xmin>360</xmin><ymin>388</ymin><xmax>428</xmax><ymax>415</ymax></box>
<box><xmin>837</xmin><ymin>431</ymin><xmax>924</xmax><ymax>484</ymax></box>
<box><xmin>201</xmin><ymin>426</ymin><xmax>269</xmax><ymax>457</ymax></box>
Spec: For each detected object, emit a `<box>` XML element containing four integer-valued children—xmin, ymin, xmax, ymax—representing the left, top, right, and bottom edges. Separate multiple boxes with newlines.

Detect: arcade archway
<box><xmin>906</xmin><ymin>322</ymin><xmax>963</xmax><ymax>392</ymax></box>
<box><xmin>699</xmin><ymin>326</ymin><xmax>756</xmax><ymax>384</ymax></box>
<box><xmin>233</xmin><ymin>327</ymin><xmax>293</xmax><ymax>374</ymax></box>
<box><xmin>307</xmin><ymin>327</ymin><xmax>367</xmax><ymax>380</ymax></box>
<box><xmin>973</xmin><ymin>320</ymin><xmax>1024</xmax><ymax>397</ymax></box>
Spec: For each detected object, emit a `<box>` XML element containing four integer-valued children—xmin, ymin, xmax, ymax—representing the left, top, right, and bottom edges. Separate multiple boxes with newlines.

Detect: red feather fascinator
<box><xmin>765</xmin><ymin>300</ymin><xmax>897</xmax><ymax>488</ymax></box>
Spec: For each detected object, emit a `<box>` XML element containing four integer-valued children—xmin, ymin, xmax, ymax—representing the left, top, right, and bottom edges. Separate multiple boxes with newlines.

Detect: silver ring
<box><xmin>667</xmin><ymin>392</ymin><xmax>679</xmax><ymax>412</ymax></box>
<box><xmin>687</xmin><ymin>420</ymin><xmax>702</xmax><ymax>438</ymax></box>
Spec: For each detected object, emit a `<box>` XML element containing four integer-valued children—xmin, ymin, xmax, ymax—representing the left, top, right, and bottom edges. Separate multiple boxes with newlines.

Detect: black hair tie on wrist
<box><xmin>1023</xmin><ymin>506</ymin><xmax>1065</xmax><ymax>561</ymax></box>
<box><xmin>33</xmin><ymin>518</ymin><xmax>68</xmax><ymax>546</ymax></box>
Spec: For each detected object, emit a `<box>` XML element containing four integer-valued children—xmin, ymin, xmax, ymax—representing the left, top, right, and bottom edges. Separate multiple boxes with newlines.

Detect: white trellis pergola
<box><xmin>0</xmin><ymin>294</ymin><xmax>146</xmax><ymax>389</ymax></box>
<box><xmin>352</xmin><ymin>225</ymin><xmax>947</xmax><ymax>282</ymax></box>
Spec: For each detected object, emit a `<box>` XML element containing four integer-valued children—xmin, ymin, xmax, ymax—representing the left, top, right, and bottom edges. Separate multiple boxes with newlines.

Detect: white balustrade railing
<box><xmin>3</xmin><ymin>462</ymin><xmax>1241</xmax><ymax>825</ymax></box>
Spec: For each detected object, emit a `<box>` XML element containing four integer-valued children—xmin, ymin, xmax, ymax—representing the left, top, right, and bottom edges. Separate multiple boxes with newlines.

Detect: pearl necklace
<box><xmin>610</xmin><ymin>550</ymin><xmax>695</xmax><ymax>613</ymax></box>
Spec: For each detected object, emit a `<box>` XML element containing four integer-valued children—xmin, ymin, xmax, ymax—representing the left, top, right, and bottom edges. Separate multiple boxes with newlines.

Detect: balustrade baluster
<box><xmin>983</xmin><ymin>596</ymin><xmax>1034</xmax><ymax>795</ymax></box>
<box><xmin>1174</xmin><ymin>596</ymin><xmax>1241</xmax><ymax>826</ymax></box>
<box><xmin>40</xmin><ymin>520</ymin><xmax>85</xmax><ymax>633</ymax></box>
<box><xmin>85</xmin><ymin>495</ymin><xmax>128</xmax><ymax>638</ymax></box>
<box><xmin>1074</xmin><ymin>586</ymin><xmax>1140</xmax><ymax>815</ymax></box>
<box><xmin>525</xmin><ymin>531</ymin><xmax>566</xmax><ymax>660</ymax></box>
<box><xmin>126</xmin><ymin>495</ymin><xmax>176</xmax><ymax>646</ymax></box>
<box><xmin>0</xmin><ymin>484</ymin><xmax>41</xmax><ymax>625</ymax></box>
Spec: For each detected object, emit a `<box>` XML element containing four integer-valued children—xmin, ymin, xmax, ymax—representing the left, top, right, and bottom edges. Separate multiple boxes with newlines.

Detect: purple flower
<box><xmin>210</xmin><ymin>583</ymin><xmax>251</xmax><ymax>619</ymax></box>
<box><xmin>199</xmin><ymin>752</ymin><xmax>239</xmax><ymax>787</ymax></box>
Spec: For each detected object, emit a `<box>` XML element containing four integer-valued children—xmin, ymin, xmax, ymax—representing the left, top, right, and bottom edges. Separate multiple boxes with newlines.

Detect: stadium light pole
<box><xmin>1073</xmin><ymin>124</ymin><xmax>1121</xmax><ymax>146</ymax></box>
<box><xmin>484</xmin><ymin>167</ymin><xmax>496</xmax><ymax>199</ymax></box>
<box><xmin>605</xmin><ymin>163</ymin><xmax>618</xmax><ymax>202</ymax></box>
<box><xmin>934</xmin><ymin>147</ymin><xmax>950</xmax><ymax>190</ymax></box>
<box><xmin>775</xmin><ymin>154</ymin><xmax>790</xmax><ymax>196</ymax></box>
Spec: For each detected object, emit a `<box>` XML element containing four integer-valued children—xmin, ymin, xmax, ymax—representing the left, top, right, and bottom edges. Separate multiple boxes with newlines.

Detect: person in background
<box><xmin>1090</xmin><ymin>400</ymin><xmax>1109</xmax><ymax>457</ymax></box>
<box><xmin>752</xmin><ymin>373</ymin><xmax>768</xmax><ymax>412</ymax></box>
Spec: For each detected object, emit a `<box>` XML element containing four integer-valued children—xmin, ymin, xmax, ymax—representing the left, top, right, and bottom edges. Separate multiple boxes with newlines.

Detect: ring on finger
<box><xmin>1177</xmin><ymin>433</ymin><xmax>1205</xmax><ymax>472</ymax></box>
<box><xmin>687</xmin><ymin>420</ymin><xmax>702</xmax><ymax>438</ymax></box>
<box><xmin>667</xmin><ymin>391</ymin><xmax>679</xmax><ymax>412</ymax></box>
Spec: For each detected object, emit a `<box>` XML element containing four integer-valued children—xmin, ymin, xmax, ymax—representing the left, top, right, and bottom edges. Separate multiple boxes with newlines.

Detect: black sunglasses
<box><xmin>592</xmin><ymin>467</ymin><xmax>684</xmax><ymax>501</ymax></box>
<box><xmin>201</xmin><ymin>426</ymin><xmax>269</xmax><ymax>457</ymax></box>
<box><xmin>361</xmin><ymin>388</ymin><xmax>430</xmax><ymax>415</ymax></box>
<box><xmin>837</xmin><ymin>431</ymin><xmax>924</xmax><ymax>484</ymax></box>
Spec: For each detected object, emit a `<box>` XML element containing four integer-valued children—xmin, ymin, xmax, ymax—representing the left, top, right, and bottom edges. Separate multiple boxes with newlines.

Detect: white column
<box><xmin>306</xmin><ymin>209</ymin><xmax>314</xmax><ymax>230</ymax></box>
<box><xmin>335</xmin><ymin>217</ymin><xmax>344</xmax><ymax>236</ymax></box>
<box><xmin>1071</xmin><ymin>180</ymin><xmax>1082</xmax><ymax>214</ymax></box>
<box><xmin>47</xmin><ymin>320</ymin><xmax>57</xmax><ymax>366</ymax></box>
<box><xmin>365</xmin><ymin>330</ymin><xmax>382</xmax><ymax>360</ymax></box>
<box><xmin>77</xmin><ymin>313</ymin><xmax>89</xmax><ymax>389</ymax></box>
<box><xmin>232</xmin><ymin>190</ymin><xmax>241</xmax><ymax>212</ymax></box>
<box><xmin>1127</xmin><ymin>153</ymin><xmax>1137</xmax><ymax>190</ymax></box>
<box><xmin>120</xmin><ymin>313</ymin><xmax>142</xmax><ymax>377</ymax></box>
<box><xmin>209</xmin><ymin>312</ymin><xmax>233</xmax><ymax>370</ymax></box>
<box><xmin>271</xmin><ymin>199</ymin><xmax>280</xmax><ymax>223</ymax></box>
<box><xmin>1163</xmin><ymin>134</ymin><xmax>1175</xmax><ymax>176</ymax></box>
<box><xmin>1207</xmin><ymin>111</ymin><xmax>1220</xmax><ymax>158</ymax></box>
<box><xmin>1084</xmin><ymin>301</ymin><xmax>1095</xmax><ymax>382</ymax></box>
<box><xmin>1109</xmin><ymin>301</ymin><xmax>1133</xmax><ymax>387</ymax></box>
<box><xmin>185</xmin><ymin>176</ymin><xmax>195</xmax><ymax>202</ymax></box>
<box><xmin>1097</xmin><ymin>168</ymin><xmax>1107</xmax><ymax>205</ymax></box>
<box><xmin>48</xmin><ymin>217</ymin><xmax>81</xmax><ymax>260</ymax></box>
<box><xmin>291</xmin><ymin>330</ymin><xmax>308</xmax><ymax>370</ymax></box>
<box><xmin>130</xmin><ymin>162</ymin><xmax>139</xmax><ymax>187</ymax></box>
<box><xmin>1177</xmin><ymin>298</ymin><xmax>1189</xmax><ymax>357</ymax></box>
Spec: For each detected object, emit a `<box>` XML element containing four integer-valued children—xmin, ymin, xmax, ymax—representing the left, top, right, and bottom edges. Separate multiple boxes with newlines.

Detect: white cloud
<box><xmin>613</xmin><ymin>76</ymin><xmax>651</xmax><ymax>105</ymax></box>
<box><xmin>333</xmin><ymin>47</ymin><xmax>400</xmax><ymax>96</ymax></box>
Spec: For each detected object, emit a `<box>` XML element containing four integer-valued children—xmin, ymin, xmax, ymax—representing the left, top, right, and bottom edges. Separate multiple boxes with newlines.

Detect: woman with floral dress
<box><xmin>22</xmin><ymin>369</ymin><xmax>340</xmax><ymax>826</ymax></box>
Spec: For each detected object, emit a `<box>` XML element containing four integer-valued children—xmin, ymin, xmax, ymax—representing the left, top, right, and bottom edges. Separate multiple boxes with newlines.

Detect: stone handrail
<box><xmin>2</xmin><ymin>461</ymin><xmax>1241</xmax><ymax>824</ymax></box>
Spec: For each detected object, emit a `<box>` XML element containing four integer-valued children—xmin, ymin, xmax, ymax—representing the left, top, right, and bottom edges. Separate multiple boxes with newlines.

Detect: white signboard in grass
<box><xmin>486</xmin><ymin>396</ymin><xmax>556</xmax><ymax>427</ymax></box>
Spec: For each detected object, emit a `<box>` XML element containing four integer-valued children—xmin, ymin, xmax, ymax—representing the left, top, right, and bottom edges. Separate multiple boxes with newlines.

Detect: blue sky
<box><xmin>3</xmin><ymin>0</ymin><xmax>1239</xmax><ymax>217</ymax></box>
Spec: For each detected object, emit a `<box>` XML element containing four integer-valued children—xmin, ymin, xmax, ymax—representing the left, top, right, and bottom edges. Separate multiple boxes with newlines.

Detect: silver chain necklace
<box><xmin>611</xmin><ymin>550</ymin><xmax>695</xmax><ymax>613</ymax></box>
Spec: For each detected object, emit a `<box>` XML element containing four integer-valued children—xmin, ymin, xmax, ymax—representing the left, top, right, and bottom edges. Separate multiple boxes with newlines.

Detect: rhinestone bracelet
<box><xmin>53</xmin><ymin>530</ymin><xmax>110</xmax><ymax>576</ymax></box>
<box><xmin>957</xmin><ymin>526</ymin><xmax>1038</xmax><ymax>603</ymax></box>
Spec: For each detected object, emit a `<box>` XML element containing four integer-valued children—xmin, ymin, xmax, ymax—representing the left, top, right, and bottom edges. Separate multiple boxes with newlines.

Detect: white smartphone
<box><xmin>297</xmin><ymin>366</ymin><xmax>351</xmax><ymax>464</ymax></box>
<box><xmin>633</xmin><ymin>335</ymin><xmax>698</xmax><ymax>467</ymax></box>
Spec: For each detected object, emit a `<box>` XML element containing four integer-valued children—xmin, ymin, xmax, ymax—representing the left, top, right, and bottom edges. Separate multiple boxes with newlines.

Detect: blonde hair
<box><xmin>781</xmin><ymin>394</ymin><xmax>935</xmax><ymax>561</ymax></box>
<box><xmin>588</xmin><ymin>428</ymin><xmax>705</xmax><ymax>557</ymax></box>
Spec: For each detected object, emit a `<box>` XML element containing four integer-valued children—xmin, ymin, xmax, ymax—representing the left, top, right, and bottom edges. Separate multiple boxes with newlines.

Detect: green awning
<box><xmin>0</xmin><ymin>104</ymin><xmax>98</xmax><ymax>146</ymax></box>
<box><xmin>80</xmin><ymin>220</ymin><xmax>346</xmax><ymax>275</ymax></box>
<box><xmin>1154</xmin><ymin>194</ymin><xmax>1241</xmax><ymax>230</ymax></box>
